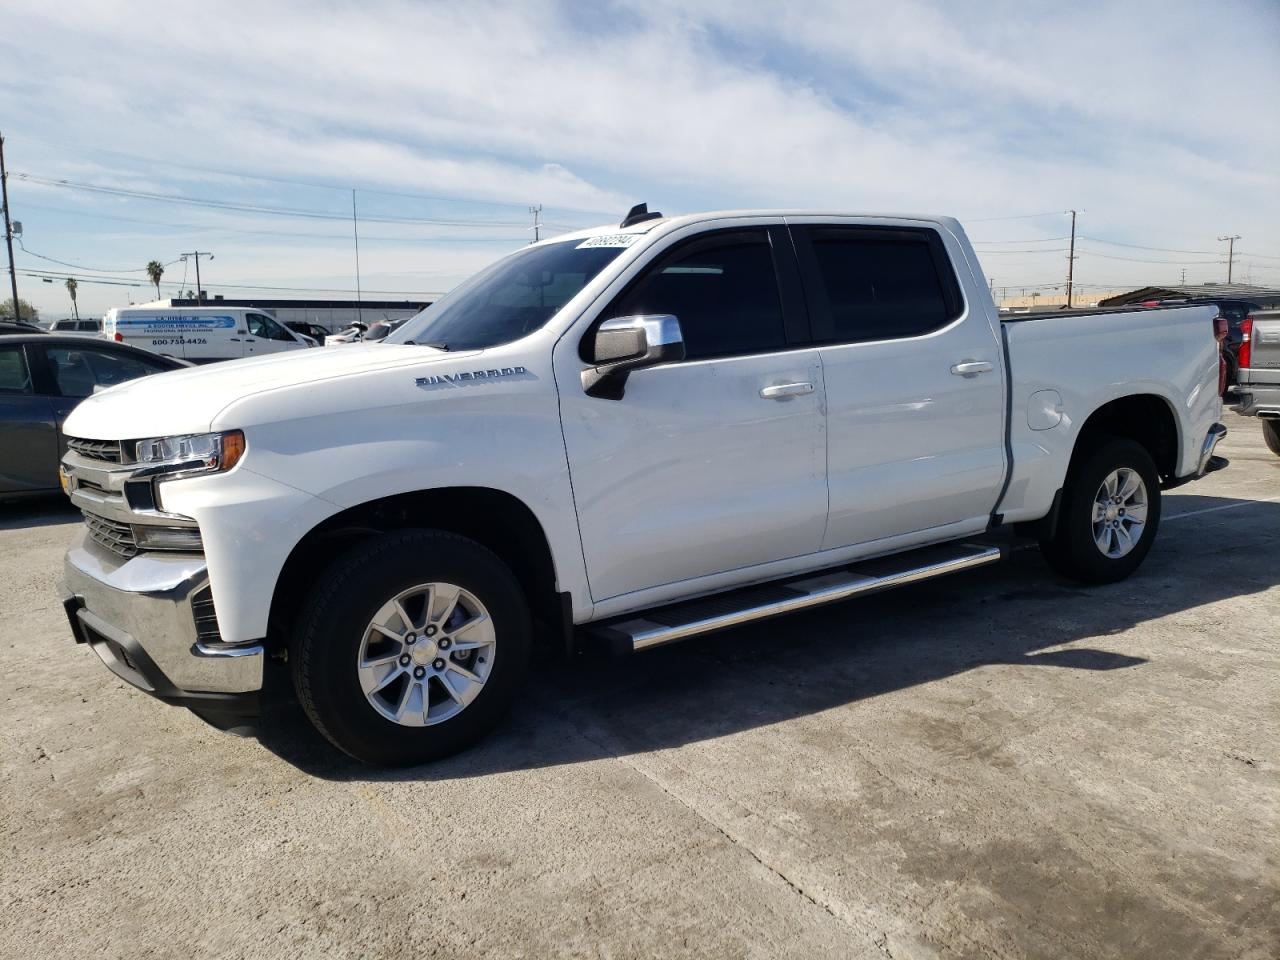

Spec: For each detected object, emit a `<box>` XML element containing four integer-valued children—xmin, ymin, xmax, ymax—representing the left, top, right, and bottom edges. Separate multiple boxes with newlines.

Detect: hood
<box><xmin>63</xmin><ymin>343</ymin><xmax>464</xmax><ymax>440</ymax></box>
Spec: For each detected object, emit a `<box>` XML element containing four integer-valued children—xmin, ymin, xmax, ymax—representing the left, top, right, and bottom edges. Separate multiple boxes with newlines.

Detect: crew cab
<box><xmin>58</xmin><ymin>207</ymin><xmax>1227</xmax><ymax>765</ymax></box>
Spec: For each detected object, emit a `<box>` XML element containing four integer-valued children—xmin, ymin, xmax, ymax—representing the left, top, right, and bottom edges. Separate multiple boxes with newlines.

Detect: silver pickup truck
<box><xmin>1232</xmin><ymin>309</ymin><xmax>1280</xmax><ymax>456</ymax></box>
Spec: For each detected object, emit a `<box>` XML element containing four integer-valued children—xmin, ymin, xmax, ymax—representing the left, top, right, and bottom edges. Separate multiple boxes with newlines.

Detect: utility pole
<box><xmin>1218</xmin><ymin>235</ymin><xmax>1239</xmax><ymax>284</ymax></box>
<box><xmin>529</xmin><ymin>204</ymin><xmax>542</xmax><ymax>243</ymax></box>
<box><xmin>351</xmin><ymin>190</ymin><xmax>363</xmax><ymax>326</ymax></box>
<box><xmin>1180</xmin><ymin>268</ymin><xmax>1186</xmax><ymax>285</ymax></box>
<box><xmin>0</xmin><ymin>132</ymin><xmax>21</xmax><ymax>321</ymax></box>
<box><xmin>181</xmin><ymin>251</ymin><xmax>213</xmax><ymax>304</ymax></box>
<box><xmin>1065</xmin><ymin>209</ymin><xmax>1078</xmax><ymax>309</ymax></box>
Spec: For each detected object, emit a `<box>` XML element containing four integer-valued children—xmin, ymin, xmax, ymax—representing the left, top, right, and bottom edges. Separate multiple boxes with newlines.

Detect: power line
<box><xmin>1218</xmin><ymin>234</ymin><xmax>1241</xmax><ymax>283</ymax></box>
<box><xmin>1076</xmin><ymin>248</ymin><xmax>1223</xmax><ymax>265</ymax></box>
<box><xmin>1065</xmin><ymin>209</ymin><xmax>1078</xmax><ymax>309</ymax></box>
<box><xmin>16</xmin><ymin>239</ymin><xmax>181</xmax><ymax>273</ymax></box>
<box><xmin>1</xmin><ymin>132</ymin><xmax>21</xmax><ymax>319</ymax></box>
<box><xmin>351</xmin><ymin>190</ymin><xmax>362</xmax><ymax>324</ymax></box>
<box><xmin>12</xmin><ymin>201</ymin><xmax>536</xmax><ymax>243</ymax></box>
<box><xmin>964</xmin><ymin>248</ymin><xmax>1068</xmax><ymax>255</ymax></box>
<box><xmin>180</xmin><ymin>251</ymin><xmax>213</xmax><ymax>304</ymax></box>
<box><xmin>15</xmin><ymin>133</ymin><xmax>619</xmax><ymax>217</ymax></box>
<box><xmin>1078</xmin><ymin>235</ymin><xmax>1220</xmax><ymax>255</ymax></box>
<box><xmin>971</xmin><ymin>236</ymin><xmax>1071</xmax><ymax>245</ymax></box>
<box><xmin>21</xmin><ymin>267</ymin><xmax>446</xmax><ymax>296</ymax></box>
<box><xmin>13</xmin><ymin>173</ymin><xmax>534</xmax><ymax>227</ymax></box>
<box><xmin>964</xmin><ymin>211</ymin><xmax>1065</xmax><ymax>223</ymax></box>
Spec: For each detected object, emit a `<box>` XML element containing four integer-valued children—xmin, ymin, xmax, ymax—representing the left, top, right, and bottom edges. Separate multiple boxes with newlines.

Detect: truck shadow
<box><xmin>256</xmin><ymin>494</ymin><xmax>1280</xmax><ymax>780</ymax></box>
<box><xmin>0</xmin><ymin>496</ymin><xmax>79</xmax><ymax>530</ymax></box>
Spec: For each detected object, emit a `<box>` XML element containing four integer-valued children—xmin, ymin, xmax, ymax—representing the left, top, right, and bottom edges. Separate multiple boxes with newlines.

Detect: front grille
<box><xmin>191</xmin><ymin>586</ymin><xmax>222</xmax><ymax>644</ymax></box>
<box><xmin>82</xmin><ymin>510</ymin><xmax>139</xmax><ymax>559</ymax></box>
<box><xmin>67</xmin><ymin>437</ymin><xmax>124</xmax><ymax>463</ymax></box>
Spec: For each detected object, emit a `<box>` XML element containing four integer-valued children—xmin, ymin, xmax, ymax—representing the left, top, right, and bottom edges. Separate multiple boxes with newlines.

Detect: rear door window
<box><xmin>0</xmin><ymin>345</ymin><xmax>32</xmax><ymax>394</ymax></box>
<box><xmin>795</xmin><ymin>226</ymin><xmax>963</xmax><ymax>344</ymax></box>
<box><xmin>44</xmin><ymin>347</ymin><xmax>163</xmax><ymax>398</ymax></box>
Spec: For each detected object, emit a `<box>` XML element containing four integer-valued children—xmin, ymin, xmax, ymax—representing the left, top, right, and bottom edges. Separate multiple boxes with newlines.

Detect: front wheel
<box><xmin>292</xmin><ymin>530</ymin><xmax>531</xmax><ymax>766</ymax></box>
<box><xmin>1040</xmin><ymin>437</ymin><xmax>1162</xmax><ymax>584</ymax></box>
<box><xmin>1263</xmin><ymin>419</ymin><xmax>1280</xmax><ymax>458</ymax></box>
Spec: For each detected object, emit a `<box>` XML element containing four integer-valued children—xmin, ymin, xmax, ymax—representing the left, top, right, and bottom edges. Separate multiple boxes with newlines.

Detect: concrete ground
<box><xmin>1</xmin><ymin>413</ymin><xmax>1276</xmax><ymax>959</ymax></box>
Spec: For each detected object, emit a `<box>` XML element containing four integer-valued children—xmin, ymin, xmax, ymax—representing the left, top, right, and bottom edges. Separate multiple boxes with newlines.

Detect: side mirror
<box><xmin>582</xmin><ymin>314</ymin><xmax>685</xmax><ymax>399</ymax></box>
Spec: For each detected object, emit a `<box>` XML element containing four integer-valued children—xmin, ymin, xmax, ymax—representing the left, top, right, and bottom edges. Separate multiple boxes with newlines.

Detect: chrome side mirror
<box><xmin>582</xmin><ymin>314</ymin><xmax>685</xmax><ymax>399</ymax></box>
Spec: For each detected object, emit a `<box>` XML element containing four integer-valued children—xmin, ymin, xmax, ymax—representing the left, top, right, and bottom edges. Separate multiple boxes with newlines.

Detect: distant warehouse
<box><xmin>147</xmin><ymin>297</ymin><xmax>431</xmax><ymax>333</ymax></box>
<box><xmin>1099</xmin><ymin>283</ymin><xmax>1280</xmax><ymax>309</ymax></box>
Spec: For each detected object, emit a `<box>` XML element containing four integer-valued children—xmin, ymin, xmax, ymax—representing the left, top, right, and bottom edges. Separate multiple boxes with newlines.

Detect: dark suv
<box><xmin>1138</xmin><ymin>297</ymin><xmax>1260</xmax><ymax>395</ymax></box>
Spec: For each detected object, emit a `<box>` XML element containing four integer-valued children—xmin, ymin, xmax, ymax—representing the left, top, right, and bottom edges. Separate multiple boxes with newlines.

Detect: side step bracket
<box><xmin>589</xmin><ymin>542</ymin><xmax>1003</xmax><ymax>653</ymax></box>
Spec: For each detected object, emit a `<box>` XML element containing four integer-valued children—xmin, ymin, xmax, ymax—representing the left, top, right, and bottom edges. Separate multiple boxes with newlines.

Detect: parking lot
<box><xmin>0</xmin><ymin>411</ymin><xmax>1274</xmax><ymax>959</ymax></box>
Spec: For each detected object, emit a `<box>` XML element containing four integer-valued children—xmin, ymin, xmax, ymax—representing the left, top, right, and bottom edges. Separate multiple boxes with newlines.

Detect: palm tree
<box><xmin>146</xmin><ymin>260</ymin><xmax>165</xmax><ymax>300</ymax></box>
<box><xmin>65</xmin><ymin>278</ymin><xmax>79</xmax><ymax>319</ymax></box>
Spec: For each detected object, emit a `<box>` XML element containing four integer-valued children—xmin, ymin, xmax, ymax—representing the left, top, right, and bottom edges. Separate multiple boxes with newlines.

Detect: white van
<box><xmin>104</xmin><ymin>307</ymin><xmax>315</xmax><ymax>362</ymax></box>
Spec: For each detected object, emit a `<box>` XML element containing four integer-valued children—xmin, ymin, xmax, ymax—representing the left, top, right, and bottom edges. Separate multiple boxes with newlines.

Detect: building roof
<box><xmin>1099</xmin><ymin>283</ymin><xmax>1280</xmax><ymax>307</ymax></box>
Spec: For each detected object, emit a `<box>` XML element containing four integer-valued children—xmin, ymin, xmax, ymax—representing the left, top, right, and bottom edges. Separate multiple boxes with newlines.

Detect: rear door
<box><xmin>0</xmin><ymin>342</ymin><xmax>58</xmax><ymax>493</ymax></box>
<box><xmin>790</xmin><ymin>221</ymin><xmax>1006</xmax><ymax>550</ymax></box>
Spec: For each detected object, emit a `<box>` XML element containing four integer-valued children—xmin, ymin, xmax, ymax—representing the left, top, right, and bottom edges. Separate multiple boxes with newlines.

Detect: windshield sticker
<box><xmin>576</xmin><ymin>234</ymin><xmax>643</xmax><ymax>249</ymax></box>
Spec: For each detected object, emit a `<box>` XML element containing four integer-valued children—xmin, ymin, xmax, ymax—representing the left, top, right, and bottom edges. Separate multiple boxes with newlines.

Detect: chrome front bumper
<box><xmin>62</xmin><ymin>529</ymin><xmax>264</xmax><ymax>698</ymax></box>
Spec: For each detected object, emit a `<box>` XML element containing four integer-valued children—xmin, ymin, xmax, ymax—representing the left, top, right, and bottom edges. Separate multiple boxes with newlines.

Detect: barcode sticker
<box><xmin>576</xmin><ymin>234</ymin><xmax>644</xmax><ymax>249</ymax></box>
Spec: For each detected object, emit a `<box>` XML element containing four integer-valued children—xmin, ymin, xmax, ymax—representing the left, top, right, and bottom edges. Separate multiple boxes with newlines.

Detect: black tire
<box><xmin>1040</xmin><ymin>436</ymin><xmax>1162</xmax><ymax>584</ymax></box>
<box><xmin>292</xmin><ymin>529</ymin><xmax>531</xmax><ymax>766</ymax></box>
<box><xmin>1263</xmin><ymin>420</ymin><xmax>1280</xmax><ymax>458</ymax></box>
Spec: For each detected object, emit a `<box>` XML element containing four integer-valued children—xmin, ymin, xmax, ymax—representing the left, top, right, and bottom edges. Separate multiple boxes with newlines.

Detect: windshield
<box><xmin>387</xmin><ymin>239</ymin><xmax>629</xmax><ymax>350</ymax></box>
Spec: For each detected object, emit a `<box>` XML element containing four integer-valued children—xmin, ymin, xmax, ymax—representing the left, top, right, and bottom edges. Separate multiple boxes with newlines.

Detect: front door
<box><xmin>245</xmin><ymin>312</ymin><xmax>298</xmax><ymax>356</ymax></box>
<box><xmin>557</xmin><ymin>227</ymin><xmax>828</xmax><ymax>602</ymax></box>
<box><xmin>790</xmin><ymin>222</ymin><xmax>1007</xmax><ymax>550</ymax></box>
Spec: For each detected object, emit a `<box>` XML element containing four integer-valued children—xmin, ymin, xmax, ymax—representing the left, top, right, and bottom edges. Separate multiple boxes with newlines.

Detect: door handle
<box><xmin>950</xmin><ymin>360</ymin><xmax>994</xmax><ymax>377</ymax></box>
<box><xmin>760</xmin><ymin>381</ymin><xmax>815</xmax><ymax>400</ymax></box>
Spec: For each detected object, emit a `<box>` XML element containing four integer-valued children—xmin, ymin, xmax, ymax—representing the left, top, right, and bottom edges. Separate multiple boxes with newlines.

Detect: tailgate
<box><xmin>1243</xmin><ymin>317</ymin><xmax>1280</xmax><ymax>379</ymax></box>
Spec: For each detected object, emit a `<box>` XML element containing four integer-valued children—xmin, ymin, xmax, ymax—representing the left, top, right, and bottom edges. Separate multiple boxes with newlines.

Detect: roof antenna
<box><xmin>620</xmin><ymin>202</ymin><xmax>662</xmax><ymax>228</ymax></box>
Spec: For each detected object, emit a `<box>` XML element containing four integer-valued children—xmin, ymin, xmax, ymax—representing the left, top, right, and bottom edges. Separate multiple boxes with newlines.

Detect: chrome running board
<box><xmin>591</xmin><ymin>542</ymin><xmax>1003</xmax><ymax>653</ymax></box>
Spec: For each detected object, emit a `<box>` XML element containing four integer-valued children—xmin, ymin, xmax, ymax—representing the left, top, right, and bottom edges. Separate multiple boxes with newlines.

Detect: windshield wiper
<box><xmin>405</xmin><ymin>340</ymin><xmax>450</xmax><ymax>351</ymax></box>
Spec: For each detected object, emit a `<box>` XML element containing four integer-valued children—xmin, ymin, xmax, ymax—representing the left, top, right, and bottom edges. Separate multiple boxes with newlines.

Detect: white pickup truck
<box><xmin>58</xmin><ymin>207</ymin><xmax>1227</xmax><ymax>765</ymax></box>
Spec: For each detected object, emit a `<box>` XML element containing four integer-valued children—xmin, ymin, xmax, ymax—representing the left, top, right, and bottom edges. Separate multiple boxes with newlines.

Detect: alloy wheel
<box><xmin>356</xmin><ymin>582</ymin><xmax>496</xmax><ymax>727</ymax></box>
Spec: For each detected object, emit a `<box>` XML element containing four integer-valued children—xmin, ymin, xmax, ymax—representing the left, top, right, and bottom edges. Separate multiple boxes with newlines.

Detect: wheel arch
<box><xmin>1070</xmin><ymin>392</ymin><xmax>1180</xmax><ymax>481</ymax></box>
<box><xmin>267</xmin><ymin>486</ymin><xmax>568</xmax><ymax>657</ymax></box>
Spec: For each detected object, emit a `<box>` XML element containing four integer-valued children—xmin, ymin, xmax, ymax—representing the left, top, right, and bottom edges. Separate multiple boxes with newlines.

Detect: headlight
<box><xmin>134</xmin><ymin>430</ymin><xmax>246</xmax><ymax>477</ymax></box>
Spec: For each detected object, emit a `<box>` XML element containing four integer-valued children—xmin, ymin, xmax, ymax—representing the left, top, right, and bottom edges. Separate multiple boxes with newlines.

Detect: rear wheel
<box><xmin>1263</xmin><ymin>419</ymin><xmax>1280</xmax><ymax>457</ymax></box>
<box><xmin>1040</xmin><ymin>437</ymin><xmax>1162</xmax><ymax>584</ymax></box>
<box><xmin>292</xmin><ymin>530</ymin><xmax>531</xmax><ymax>766</ymax></box>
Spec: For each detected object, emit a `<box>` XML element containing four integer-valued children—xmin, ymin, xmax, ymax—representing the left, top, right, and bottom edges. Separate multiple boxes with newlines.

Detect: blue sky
<box><xmin>2</xmin><ymin>0</ymin><xmax>1278</xmax><ymax>317</ymax></box>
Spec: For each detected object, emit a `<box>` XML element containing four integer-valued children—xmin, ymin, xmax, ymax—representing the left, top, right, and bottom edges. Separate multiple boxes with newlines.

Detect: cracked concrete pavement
<box><xmin>1</xmin><ymin>412</ymin><xmax>1277</xmax><ymax>958</ymax></box>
